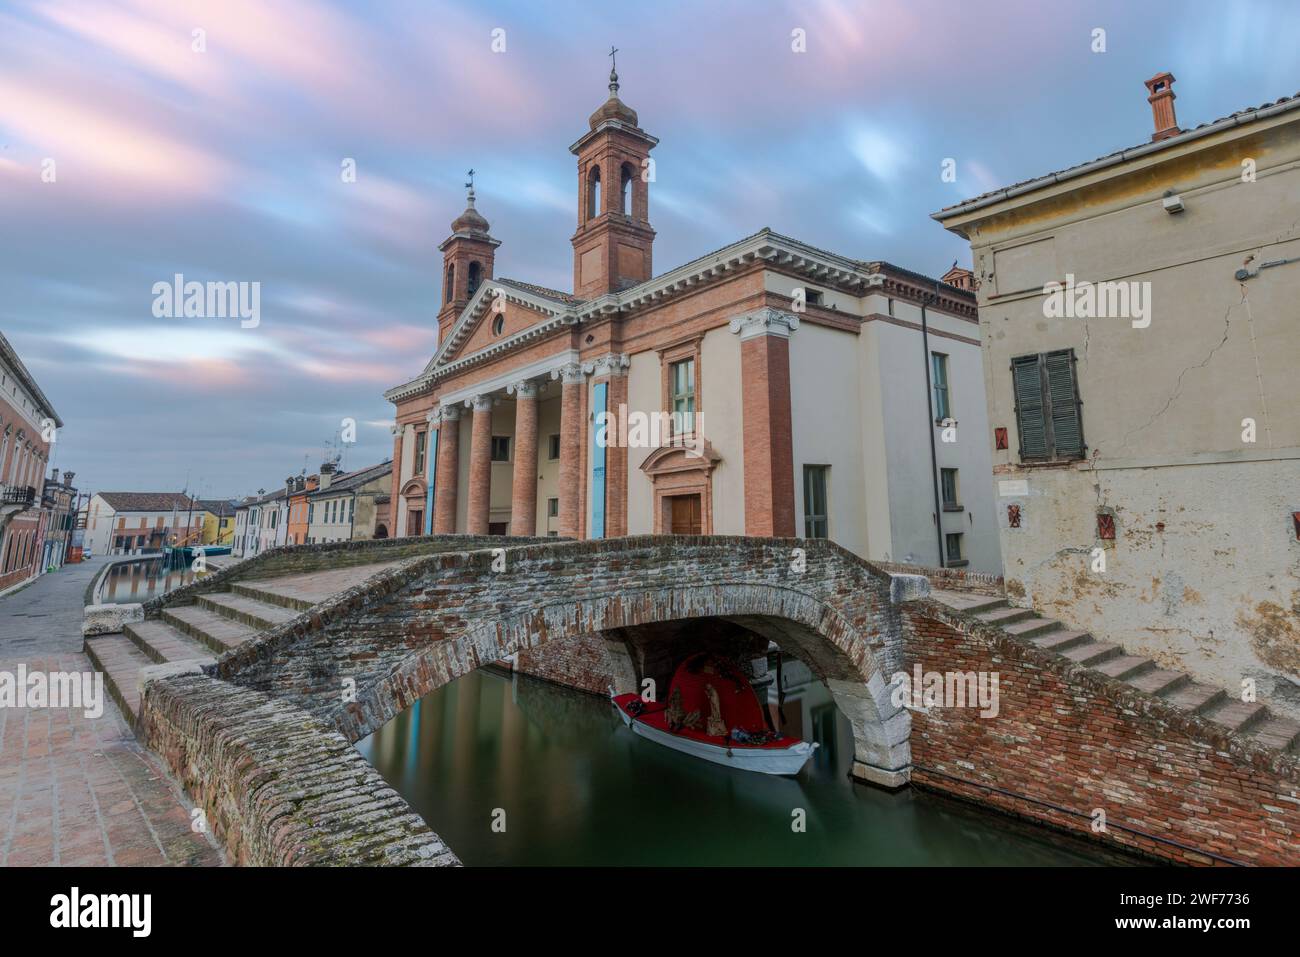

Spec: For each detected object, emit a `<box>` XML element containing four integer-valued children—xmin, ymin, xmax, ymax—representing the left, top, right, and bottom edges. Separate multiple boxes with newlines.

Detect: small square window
<box><xmin>491</xmin><ymin>436</ymin><xmax>510</xmax><ymax>462</ymax></box>
<box><xmin>547</xmin><ymin>498</ymin><xmax>559</xmax><ymax>518</ymax></box>
<box><xmin>804</xmin><ymin>288</ymin><xmax>823</xmax><ymax>306</ymax></box>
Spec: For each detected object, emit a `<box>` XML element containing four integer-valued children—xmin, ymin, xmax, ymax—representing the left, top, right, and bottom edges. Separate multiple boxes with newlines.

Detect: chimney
<box><xmin>319</xmin><ymin>461</ymin><xmax>336</xmax><ymax>490</ymax></box>
<box><xmin>286</xmin><ymin>476</ymin><xmax>295</xmax><ymax>494</ymax></box>
<box><xmin>51</xmin><ymin>468</ymin><xmax>59</xmax><ymax>485</ymax></box>
<box><xmin>1145</xmin><ymin>71</ymin><xmax>1180</xmax><ymax>141</ymax></box>
<box><xmin>63</xmin><ymin>471</ymin><xmax>74</xmax><ymax>485</ymax></box>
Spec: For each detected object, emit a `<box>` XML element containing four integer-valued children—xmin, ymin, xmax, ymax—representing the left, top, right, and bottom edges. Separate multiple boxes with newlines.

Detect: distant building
<box><xmin>84</xmin><ymin>492</ymin><xmax>207</xmax><ymax>556</ymax></box>
<box><xmin>0</xmin><ymin>332</ymin><xmax>62</xmax><ymax>591</ymax></box>
<box><xmin>284</xmin><ymin>473</ymin><xmax>319</xmax><ymax>546</ymax></box>
<box><xmin>933</xmin><ymin>75</ymin><xmax>1300</xmax><ymax>712</ymax></box>
<box><xmin>197</xmin><ymin>499</ymin><xmax>237</xmax><ymax>546</ymax></box>
<box><xmin>305</xmin><ymin>460</ymin><xmax>392</xmax><ymax>544</ymax></box>
<box><xmin>232</xmin><ymin>488</ymin><xmax>287</xmax><ymax>558</ymax></box>
<box><xmin>38</xmin><ymin>468</ymin><xmax>78</xmax><ymax>571</ymax></box>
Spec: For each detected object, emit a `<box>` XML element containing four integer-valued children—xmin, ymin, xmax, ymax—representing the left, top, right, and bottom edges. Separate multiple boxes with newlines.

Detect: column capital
<box><xmin>552</xmin><ymin>362</ymin><xmax>585</xmax><ymax>385</ymax></box>
<box><xmin>582</xmin><ymin>353</ymin><xmax>630</xmax><ymax>378</ymax></box>
<box><xmin>433</xmin><ymin>404</ymin><xmax>461</xmax><ymax>422</ymax></box>
<box><xmin>729</xmin><ymin>307</ymin><xmax>800</xmax><ymax>341</ymax></box>
<box><xmin>507</xmin><ymin>379</ymin><xmax>539</xmax><ymax>399</ymax></box>
<box><xmin>389</xmin><ymin>423</ymin><xmax>402</xmax><ymax>436</ymax></box>
<box><xmin>465</xmin><ymin>394</ymin><xmax>495</xmax><ymax>412</ymax></box>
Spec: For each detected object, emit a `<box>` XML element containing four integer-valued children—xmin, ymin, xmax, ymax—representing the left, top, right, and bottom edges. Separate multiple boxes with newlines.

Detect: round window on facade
<box><xmin>492</xmin><ymin>315</ymin><xmax>505</xmax><ymax>336</ymax></box>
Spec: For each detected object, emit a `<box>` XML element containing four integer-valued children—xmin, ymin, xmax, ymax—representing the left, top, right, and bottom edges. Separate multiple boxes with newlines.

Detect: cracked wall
<box><xmin>953</xmin><ymin>113</ymin><xmax>1300</xmax><ymax>718</ymax></box>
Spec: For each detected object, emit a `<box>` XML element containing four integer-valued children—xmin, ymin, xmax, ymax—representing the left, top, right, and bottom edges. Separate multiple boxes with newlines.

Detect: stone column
<box><xmin>730</xmin><ymin>308</ymin><xmax>798</xmax><ymax>537</ymax></box>
<box><xmin>389</xmin><ymin>423</ymin><xmax>403</xmax><ymax>531</ymax></box>
<box><xmin>432</xmin><ymin>406</ymin><xmax>460</xmax><ymax>534</ymax></box>
<box><xmin>465</xmin><ymin>394</ymin><xmax>494</xmax><ymax>536</ymax></box>
<box><xmin>552</xmin><ymin>362</ymin><xmax>585</xmax><ymax>539</ymax></box>
<box><xmin>507</xmin><ymin>380</ymin><xmax>539</xmax><ymax>536</ymax></box>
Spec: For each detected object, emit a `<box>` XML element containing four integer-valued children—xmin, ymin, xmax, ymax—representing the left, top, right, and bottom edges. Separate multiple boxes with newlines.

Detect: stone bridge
<box><xmin>131</xmin><ymin>534</ymin><xmax>1300</xmax><ymax>867</ymax></box>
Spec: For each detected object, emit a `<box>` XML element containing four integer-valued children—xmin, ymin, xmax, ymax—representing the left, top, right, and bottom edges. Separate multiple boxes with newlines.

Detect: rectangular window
<box><xmin>548</xmin><ymin>434</ymin><xmax>561</xmax><ymax>460</ymax></box>
<box><xmin>803</xmin><ymin>465</ymin><xmax>829</xmax><ymax>539</ymax></box>
<box><xmin>414</xmin><ymin>430</ymin><xmax>426</xmax><ymax>475</ymax></box>
<box><xmin>670</xmin><ymin>358</ymin><xmax>695</xmax><ymax>433</ymax></box>
<box><xmin>931</xmin><ymin>352</ymin><xmax>950</xmax><ymax>421</ymax></box>
<box><xmin>1011</xmin><ymin>349</ymin><xmax>1085</xmax><ymax>461</ymax></box>
<box><xmin>940</xmin><ymin>468</ymin><xmax>959</xmax><ymax>509</ymax></box>
<box><xmin>547</xmin><ymin>498</ymin><xmax>559</xmax><ymax>518</ymax></box>
<box><xmin>804</xmin><ymin>288</ymin><xmax>823</xmax><ymax>306</ymax></box>
<box><xmin>308</xmin><ymin>503</ymin><xmax>314</xmax><ymax>523</ymax></box>
<box><xmin>491</xmin><ymin>435</ymin><xmax>511</xmax><ymax>462</ymax></box>
<box><xmin>945</xmin><ymin>532</ymin><xmax>965</xmax><ymax>565</ymax></box>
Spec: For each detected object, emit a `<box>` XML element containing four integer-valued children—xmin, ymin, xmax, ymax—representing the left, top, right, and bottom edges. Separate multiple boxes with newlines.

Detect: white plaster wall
<box><xmin>626</xmin><ymin>351</ymin><xmax>658</xmax><ymax>535</ymax></box>
<box><xmin>489</xmin><ymin>400</ymin><xmax>514</xmax><ymax>528</ymax></box>
<box><xmin>874</xmin><ymin>302</ymin><xmax>1002</xmax><ymax>574</ymax></box>
<box><xmin>789</xmin><ymin>323</ymin><xmax>866</xmax><ymax>555</ymax></box>
<box><xmin>534</xmin><ymin>392</ymin><xmax>562</xmax><ymax>535</ymax></box>
<box><xmin>701</xmin><ymin>326</ymin><xmax>745</xmax><ymax>535</ymax></box>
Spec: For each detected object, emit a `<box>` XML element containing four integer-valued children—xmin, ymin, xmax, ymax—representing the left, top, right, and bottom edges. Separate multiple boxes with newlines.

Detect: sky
<box><xmin>2</xmin><ymin>0</ymin><xmax>1298</xmax><ymax>500</ymax></box>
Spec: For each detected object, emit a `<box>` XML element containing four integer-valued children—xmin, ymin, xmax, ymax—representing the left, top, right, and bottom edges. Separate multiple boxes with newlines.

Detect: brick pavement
<box><xmin>0</xmin><ymin>559</ymin><xmax>224</xmax><ymax>866</ymax></box>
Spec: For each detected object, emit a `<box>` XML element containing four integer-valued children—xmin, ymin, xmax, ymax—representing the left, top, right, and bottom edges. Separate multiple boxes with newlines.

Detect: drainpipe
<box><xmin>919</xmin><ymin>293</ymin><xmax>946</xmax><ymax>568</ymax></box>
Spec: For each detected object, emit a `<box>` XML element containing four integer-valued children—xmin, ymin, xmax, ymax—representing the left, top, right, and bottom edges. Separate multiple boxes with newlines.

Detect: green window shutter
<box><xmin>1011</xmin><ymin>355</ymin><xmax>1048</xmax><ymax>459</ymax></box>
<box><xmin>1045</xmin><ymin>349</ymin><xmax>1084</xmax><ymax>458</ymax></box>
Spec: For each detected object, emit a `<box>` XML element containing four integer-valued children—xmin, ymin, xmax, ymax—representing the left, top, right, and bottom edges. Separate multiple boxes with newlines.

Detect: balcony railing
<box><xmin>1</xmin><ymin>485</ymin><xmax>36</xmax><ymax>507</ymax></box>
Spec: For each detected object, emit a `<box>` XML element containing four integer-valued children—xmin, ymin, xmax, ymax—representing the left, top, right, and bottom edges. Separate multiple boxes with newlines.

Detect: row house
<box><xmin>933</xmin><ymin>75</ymin><xmax>1300</xmax><ymax>714</ymax></box>
<box><xmin>385</xmin><ymin>71</ymin><xmax>1002</xmax><ymax>573</ymax></box>
<box><xmin>38</xmin><ymin>468</ymin><xmax>79</xmax><ymax>572</ymax></box>
<box><xmin>305</xmin><ymin>460</ymin><xmax>392</xmax><ymax>544</ymax></box>
<box><xmin>83</xmin><ymin>492</ymin><xmax>209</xmax><ymax>556</ymax></box>
<box><xmin>232</xmin><ymin>488</ymin><xmax>287</xmax><ymax>558</ymax></box>
<box><xmin>0</xmin><ymin>332</ymin><xmax>62</xmax><ymax>591</ymax></box>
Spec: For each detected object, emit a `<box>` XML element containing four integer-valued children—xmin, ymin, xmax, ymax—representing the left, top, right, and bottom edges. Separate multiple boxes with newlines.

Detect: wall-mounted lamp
<box><xmin>1162</xmin><ymin>190</ymin><xmax>1185</xmax><ymax>214</ymax></box>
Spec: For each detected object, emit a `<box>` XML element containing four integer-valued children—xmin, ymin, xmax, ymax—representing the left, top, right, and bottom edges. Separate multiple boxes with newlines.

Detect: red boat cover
<box><xmin>614</xmin><ymin>653</ymin><xmax>802</xmax><ymax>749</ymax></box>
<box><xmin>664</xmin><ymin>653</ymin><xmax>767</xmax><ymax>733</ymax></box>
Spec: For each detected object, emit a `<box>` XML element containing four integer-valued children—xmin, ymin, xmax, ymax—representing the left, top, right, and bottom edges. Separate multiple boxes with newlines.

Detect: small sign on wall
<box><xmin>998</xmin><ymin>479</ymin><xmax>1028</xmax><ymax>497</ymax></box>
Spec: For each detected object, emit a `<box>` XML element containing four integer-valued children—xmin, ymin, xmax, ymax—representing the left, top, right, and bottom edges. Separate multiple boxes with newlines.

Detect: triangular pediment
<box><xmin>421</xmin><ymin>280</ymin><xmax>577</xmax><ymax>375</ymax></box>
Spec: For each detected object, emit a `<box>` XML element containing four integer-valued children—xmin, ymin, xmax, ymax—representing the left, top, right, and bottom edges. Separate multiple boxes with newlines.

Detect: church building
<box><xmin>385</xmin><ymin>67</ymin><xmax>1001</xmax><ymax>574</ymax></box>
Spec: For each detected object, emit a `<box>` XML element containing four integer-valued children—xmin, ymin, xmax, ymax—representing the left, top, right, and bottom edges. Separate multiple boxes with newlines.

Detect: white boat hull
<box><xmin>614</xmin><ymin>702</ymin><xmax>817</xmax><ymax>776</ymax></box>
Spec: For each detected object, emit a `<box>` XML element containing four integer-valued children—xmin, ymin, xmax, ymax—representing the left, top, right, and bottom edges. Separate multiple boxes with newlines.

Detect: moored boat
<box><xmin>611</xmin><ymin>652</ymin><xmax>817</xmax><ymax>776</ymax></box>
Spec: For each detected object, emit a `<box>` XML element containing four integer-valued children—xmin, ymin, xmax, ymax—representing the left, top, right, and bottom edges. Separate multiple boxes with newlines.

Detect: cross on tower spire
<box><xmin>464</xmin><ymin>168</ymin><xmax>476</xmax><ymax>204</ymax></box>
<box><xmin>608</xmin><ymin>45</ymin><xmax>619</xmax><ymax>96</ymax></box>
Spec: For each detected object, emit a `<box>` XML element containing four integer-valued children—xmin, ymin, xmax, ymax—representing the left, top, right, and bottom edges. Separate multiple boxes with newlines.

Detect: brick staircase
<box><xmin>84</xmin><ymin>580</ymin><xmax>309</xmax><ymax>726</ymax></box>
<box><xmin>931</xmin><ymin>589</ymin><xmax>1300</xmax><ymax>755</ymax></box>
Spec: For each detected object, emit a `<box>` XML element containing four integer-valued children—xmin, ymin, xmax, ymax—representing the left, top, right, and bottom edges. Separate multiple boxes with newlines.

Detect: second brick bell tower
<box><xmin>570</xmin><ymin>54</ymin><xmax>657</xmax><ymax>299</ymax></box>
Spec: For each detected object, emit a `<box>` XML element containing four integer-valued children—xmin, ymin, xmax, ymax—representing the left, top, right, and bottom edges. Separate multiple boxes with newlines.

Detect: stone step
<box><xmin>230</xmin><ymin>580</ymin><xmax>315</xmax><ymax>613</ymax></box>
<box><xmin>123</xmin><ymin>619</ymin><xmax>215</xmax><ymax>667</ymax></box>
<box><xmin>1204</xmin><ymin>699</ymin><xmax>1268</xmax><ymax>734</ymax></box>
<box><xmin>1059</xmin><ymin>640</ymin><xmax>1122</xmax><ymax>666</ymax></box>
<box><xmin>1125</xmin><ymin>667</ymin><xmax>1188</xmax><ymax>697</ymax></box>
<box><xmin>84</xmin><ymin>635</ymin><xmax>152</xmax><ymax>726</ymax></box>
<box><xmin>1028</xmin><ymin>629</ymin><xmax>1091</xmax><ymax>652</ymax></box>
<box><xmin>1001</xmin><ymin>617</ymin><xmax>1062</xmax><ymax>640</ymax></box>
<box><xmin>975</xmin><ymin>606</ymin><xmax>1034</xmax><ymax>627</ymax></box>
<box><xmin>162</xmin><ymin>604</ymin><xmax>258</xmax><ymax>655</ymax></box>
<box><xmin>197</xmin><ymin>591</ymin><xmax>298</xmax><ymax>631</ymax></box>
<box><xmin>928</xmin><ymin>589</ymin><xmax>1006</xmax><ymax>614</ymax></box>
<box><xmin>1246</xmin><ymin>715</ymin><xmax>1300</xmax><ymax>752</ymax></box>
<box><xmin>1092</xmin><ymin>655</ymin><xmax>1154</xmax><ymax>681</ymax></box>
<box><xmin>1159</xmin><ymin>681</ymin><xmax>1226</xmax><ymax>714</ymax></box>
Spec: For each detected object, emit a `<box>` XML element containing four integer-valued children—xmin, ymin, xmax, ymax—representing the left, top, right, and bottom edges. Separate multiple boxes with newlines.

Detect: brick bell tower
<box><xmin>570</xmin><ymin>52</ymin><xmax>657</xmax><ymax>299</ymax></box>
<box><xmin>437</xmin><ymin>173</ymin><xmax>500</xmax><ymax>346</ymax></box>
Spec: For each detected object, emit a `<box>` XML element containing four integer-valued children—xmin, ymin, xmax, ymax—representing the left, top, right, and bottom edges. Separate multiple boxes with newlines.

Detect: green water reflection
<box><xmin>357</xmin><ymin>668</ymin><xmax>1133</xmax><ymax>866</ymax></box>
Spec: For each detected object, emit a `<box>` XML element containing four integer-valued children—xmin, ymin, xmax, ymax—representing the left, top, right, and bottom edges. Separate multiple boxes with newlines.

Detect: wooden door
<box><xmin>669</xmin><ymin>494</ymin><xmax>702</xmax><ymax>535</ymax></box>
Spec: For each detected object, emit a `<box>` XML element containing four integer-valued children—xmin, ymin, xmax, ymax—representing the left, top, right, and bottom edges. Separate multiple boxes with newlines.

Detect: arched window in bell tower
<box><xmin>620</xmin><ymin>164</ymin><xmax>634</xmax><ymax>216</ymax></box>
<box><xmin>468</xmin><ymin>261</ymin><xmax>482</xmax><ymax>297</ymax></box>
<box><xmin>587</xmin><ymin>165</ymin><xmax>601</xmax><ymax>220</ymax></box>
<box><xmin>445</xmin><ymin>264</ymin><xmax>455</xmax><ymax>303</ymax></box>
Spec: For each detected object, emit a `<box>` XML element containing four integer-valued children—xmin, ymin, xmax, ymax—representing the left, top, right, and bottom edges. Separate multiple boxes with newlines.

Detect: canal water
<box><xmin>358</xmin><ymin>668</ymin><xmax>1134</xmax><ymax>866</ymax></box>
<box><xmin>100</xmin><ymin>558</ymin><xmax>194</xmax><ymax>603</ymax></box>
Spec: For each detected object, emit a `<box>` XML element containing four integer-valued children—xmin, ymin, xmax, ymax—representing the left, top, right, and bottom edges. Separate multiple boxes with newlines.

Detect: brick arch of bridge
<box><xmin>212</xmin><ymin>536</ymin><xmax>914</xmax><ymax>785</ymax></box>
